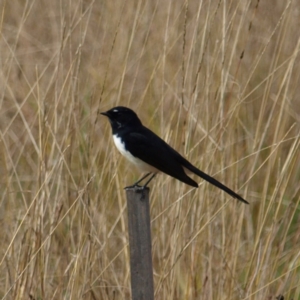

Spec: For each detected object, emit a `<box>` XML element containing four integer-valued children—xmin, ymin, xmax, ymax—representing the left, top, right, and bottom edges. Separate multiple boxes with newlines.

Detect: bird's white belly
<box><xmin>113</xmin><ymin>135</ymin><xmax>158</xmax><ymax>173</ymax></box>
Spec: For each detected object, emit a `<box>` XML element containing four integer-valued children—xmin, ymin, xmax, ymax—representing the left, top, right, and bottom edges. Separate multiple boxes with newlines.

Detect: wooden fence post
<box><xmin>125</xmin><ymin>187</ymin><xmax>154</xmax><ymax>300</ymax></box>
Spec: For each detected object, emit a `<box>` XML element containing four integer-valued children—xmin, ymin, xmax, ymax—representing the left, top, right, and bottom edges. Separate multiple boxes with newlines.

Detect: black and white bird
<box><xmin>101</xmin><ymin>106</ymin><xmax>248</xmax><ymax>204</ymax></box>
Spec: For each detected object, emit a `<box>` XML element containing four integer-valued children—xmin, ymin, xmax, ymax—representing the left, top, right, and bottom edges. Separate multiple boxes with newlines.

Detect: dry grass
<box><xmin>0</xmin><ymin>0</ymin><xmax>300</xmax><ymax>299</ymax></box>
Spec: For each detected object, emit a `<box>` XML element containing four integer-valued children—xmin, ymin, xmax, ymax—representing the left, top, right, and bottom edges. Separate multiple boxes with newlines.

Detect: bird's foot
<box><xmin>124</xmin><ymin>184</ymin><xmax>150</xmax><ymax>201</ymax></box>
<box><xmin>124</xmin><ymin>184</ymin><xmax>145</xmax><ymax>191</ymax></box>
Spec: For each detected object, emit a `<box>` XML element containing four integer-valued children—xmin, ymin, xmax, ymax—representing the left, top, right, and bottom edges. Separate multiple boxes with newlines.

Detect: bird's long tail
<box><xmin>186</xmin><ymin>165</ymin><xmax>248</xmax><ymax>204</ymax></box>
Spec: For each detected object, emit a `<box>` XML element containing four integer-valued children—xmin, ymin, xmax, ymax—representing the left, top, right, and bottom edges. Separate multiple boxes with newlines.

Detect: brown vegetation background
<box><xmin>0</xmin><ymin>0</ymin><xmax>299</xmax><ymax>299</ymax></box>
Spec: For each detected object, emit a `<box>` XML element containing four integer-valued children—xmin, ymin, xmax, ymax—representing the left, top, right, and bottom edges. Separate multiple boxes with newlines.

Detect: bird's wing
<box><xmin>124</xmin><ymin>128</ymin><xmax>198</xmax><ymax>187</ymax></box>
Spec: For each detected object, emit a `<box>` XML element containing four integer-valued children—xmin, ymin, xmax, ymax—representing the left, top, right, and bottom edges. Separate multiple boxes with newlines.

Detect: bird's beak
<box><xmin>100</xmin><ymin>111</ymin><xmax>109</xmax><ymax>117</ymax></box>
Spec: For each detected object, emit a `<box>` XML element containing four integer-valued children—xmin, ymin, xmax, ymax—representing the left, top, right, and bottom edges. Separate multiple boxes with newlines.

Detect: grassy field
<box><xmin>0</xmin><ymin>0</ymin><xmax>300</xmax><ymax>299</ymax></box>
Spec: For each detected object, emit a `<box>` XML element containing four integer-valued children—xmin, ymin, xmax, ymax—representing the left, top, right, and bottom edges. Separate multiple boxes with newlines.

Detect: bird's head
<box><xmin>100</xmin><ymin>106</ymin><xmax>142</xmax><ymax>131</ymax></box>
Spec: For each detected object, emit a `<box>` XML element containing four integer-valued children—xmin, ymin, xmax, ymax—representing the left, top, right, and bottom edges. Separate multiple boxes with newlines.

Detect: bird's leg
<box><xmin>143</xmin><ymin>173</ymin><xmax>156</xmax><ymax>188</ymax></box>
<box><xmin>124</xmin><ymin>173</ymin><xmax>152</xmax><ymax>189</ymax></box>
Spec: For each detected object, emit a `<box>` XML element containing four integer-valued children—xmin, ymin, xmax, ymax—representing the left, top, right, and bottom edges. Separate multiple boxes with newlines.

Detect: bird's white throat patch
<box><xmin>112</xmin><ymin>134</ymin><xmax>158</xmax><ymax>173</ymax></box>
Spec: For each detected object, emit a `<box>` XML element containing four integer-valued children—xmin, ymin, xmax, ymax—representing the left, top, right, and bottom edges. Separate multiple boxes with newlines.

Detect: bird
<box><xmin>101</xmin><ymin>106</ymin><xmax>248</xmax><ymax>204</ymax></box>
